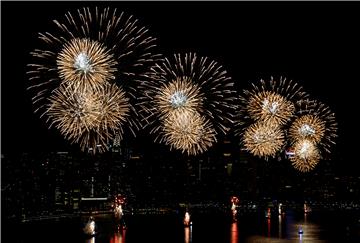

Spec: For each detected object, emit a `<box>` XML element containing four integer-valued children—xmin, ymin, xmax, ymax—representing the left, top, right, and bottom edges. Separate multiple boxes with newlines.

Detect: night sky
<box><xmin>2</xmin><ymin>1</ymin><xmax>360</xmax><ymax>174</ymax></box>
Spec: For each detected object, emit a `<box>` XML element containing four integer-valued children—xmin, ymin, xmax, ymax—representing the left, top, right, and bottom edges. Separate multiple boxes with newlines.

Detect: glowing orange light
<box><xmin>231</xmin><ymin>222</ymin><xmax>239</xmax><ymax>243</ymax></box>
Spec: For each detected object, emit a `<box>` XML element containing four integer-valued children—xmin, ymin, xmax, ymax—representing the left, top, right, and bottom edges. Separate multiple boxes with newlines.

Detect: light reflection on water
<box><xmin>246</xmin><ymin>212</ymin><xmax>326</xmax><ymax>243</ymax></box>
<box><xmin>267</xmin><ymin>218</ymin><xmax>271</xmax><ymax>237</ymax></box>
<box><xmin>86</xmin><ymin>237</ymin><xmax>95</xmax><ymax>243</ymax></box>
<box><xmin>286</xmin><ymin>214</ymin><xmax>326</xmax><ymax>243</ymax></box>
<box><xmin>184</xmin><ymin>225</ymin><xmax>193</xmax><ymax>243</ymax></box>
<box><xmin>109</xmin><ymin>228</ymin><xmax>126</xmax><ymax>243</ymax></box>
<box><xmin>278</xmin><ymin>215</ymin><xmax>282</xmax><ymax>238</ymax></box>
<box><xmin>231</xmin><ymin>222</ymin><xmax>239</xmax><ymax>243</ymax></box>
<box><xmin>79</xmin><ymin>212</ymin><xmax>358</xmax><ymax>243</ymax></box>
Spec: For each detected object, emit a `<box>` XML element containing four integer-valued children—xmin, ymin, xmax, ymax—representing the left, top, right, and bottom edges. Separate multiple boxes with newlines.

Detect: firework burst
<box><xmin>289</xmin><ymin>114</ymin><xmax>326</xmax><ymax>144</ymax></box>
<box><xmin>28</xmin><ymin>7</ymin><xmax>161</xmax><ymax>143</ymax></box>
<box><xmin>290</xmin><ymin>139</ymin><xmax>321</xmax><ymax>172</ymax></box>
<box><xmin>291</xmin><ymin>99</ymin><xmax>337</xmax><ymax>154</ymax></box>
<box><xmin>235</xmin><ymin>77</ymin><xmax>308</xmax><ymax>135</ymax></box>
<box><xmin>142</xmin><ymin>52</ymin><xmax>237</xmax><ymax>135</ymax></box>
<box><xmin>243</xmin><ymin>121</ymin><xmax>285</xmax><ymax>159</ymax></box>
<box><xmin>247</xmin><ymin>91</ymin><xmax>295</xmax><ymax>125</ymax></box>
<box><xmin>46</xmin><ymin>83</ymin><xmax>130</xmax><ymax>153</ymax></box>
<box><xmin>160</xmin><ymin>110</ymin><xmax>217</xmax><ymax>156</ymax></box>
<box><xmin>154</xmin><ymin>76</ymin><xmax>204</xmax><ymax>119</ymax></box>
<box><xmin>139</xmin><ymin>52</ymin><xmax>236</xmax><ymax>155</ymax></box>
<box><xmin>57</xmin><ymin>38</ymin><xmax>117</xmax><ymax>91</ymax></box>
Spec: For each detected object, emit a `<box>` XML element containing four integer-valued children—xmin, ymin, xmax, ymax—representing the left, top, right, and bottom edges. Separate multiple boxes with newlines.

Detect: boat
<box><xmin>298</xmin><ymin>226</ymin><xmax>303</xmax><ymax>234</ymax></box>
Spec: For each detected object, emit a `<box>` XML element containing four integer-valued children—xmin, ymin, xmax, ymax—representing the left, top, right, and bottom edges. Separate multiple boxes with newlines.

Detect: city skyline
<box><xmin>2</xmin><ymin>2</ymin><xmax>359</xmax><ymax>175</ymax></box>
<box><xmin>2</xmin><ymin>3</ymin><xmax>360</xmax><ymax>243</ymax></box>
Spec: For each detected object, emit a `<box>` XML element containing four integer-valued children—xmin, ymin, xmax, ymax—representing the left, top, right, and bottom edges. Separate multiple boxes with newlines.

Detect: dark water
<box><xmin>4</xmin><ymin>211</ymin><xmax>360</xmax><ymax>243</ymax></box>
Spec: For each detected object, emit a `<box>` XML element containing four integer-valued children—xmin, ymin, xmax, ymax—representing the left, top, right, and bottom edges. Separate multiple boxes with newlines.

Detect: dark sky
<box><xmin>2</xmin><ymin>1</ymin><xmax>359</xmax><ymax>173</ymax></box>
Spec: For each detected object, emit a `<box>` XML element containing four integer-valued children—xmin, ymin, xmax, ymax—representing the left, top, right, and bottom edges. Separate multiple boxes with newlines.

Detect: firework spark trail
<box><xmin>46</xmin><ymin>83</ymin><xmax>130</xmax><ymax>154</ymax></box>
<box><xmin>161</xmin><ymin>110</ymin><xmax>217</xmax><ymax>156</ymax></box>
<box><xmin>243</xmin><ymin>121</ymin><xmax>285</xmax><ymax>159</ymax></box>
<box><xmin>290</xmin><ymin>139</ymin><xmax>321</xmax><ymax>172</ymax></box>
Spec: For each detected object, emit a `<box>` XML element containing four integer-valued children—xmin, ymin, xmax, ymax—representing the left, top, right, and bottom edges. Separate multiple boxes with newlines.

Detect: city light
<box><xmin>3</xmin><ymin>2</ymin><xmax>356</xmax><ymax>243</ymax></box>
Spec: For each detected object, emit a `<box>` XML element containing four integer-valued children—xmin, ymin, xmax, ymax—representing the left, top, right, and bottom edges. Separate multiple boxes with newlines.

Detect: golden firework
<box><xmin>294</xmin><ymin>99</ymin><xmax>337</xmax><ymax>154</ymax></box>
<box><xmin>236</xmin><ymin>77</ymin><xmax>308</xmax><ymax>136</ymax></box>
<box><xmin>154</xmin><ymin>76</ymin><xmax>203</xmax><ymax>119</ymax></box>
<box><xmin>289</xmin><ymin>114</ymin><xmax>325</xmax><ymax>144</ymax></box>
<box><xmin>141</xmin><ymin>52</ymin><xmax>237</xmax><ymax>136</ymax></box>
<box><xmin>290</xmin><ymin>139</ymin><xmax>320</xmax><ymax>172</ymax></box>
<box><xmin>57</xmin><ymin>38</ymin><xmax>117</xmax><ymax>90</ymax></box>
<box><xmin>247</xmin><ymin>91</ymin><xmax>295</xmax><ymax>125</ymax></box>
<box><xmin>28</xmin><ymin>7</ymin><xmax>159</xmax><ymax>113</ymax></box>
<box><xmin>46</xmin><ymin>83</ymin><xmax>130</xmax><ymax>153</ymax></box>
<box><xmin>161</xmin><ymin>110</ymin><xmax>217</xmax><ymax>155</ymax></box>
<box><xmin>27</xmin><ymin>7</ymin><xmax>161</xmax><ymax>151</ymax></box>
<box><xmin>243</xmin><ymin>121</ymin><xmax>285</xmax><ymax>159</ymax></box>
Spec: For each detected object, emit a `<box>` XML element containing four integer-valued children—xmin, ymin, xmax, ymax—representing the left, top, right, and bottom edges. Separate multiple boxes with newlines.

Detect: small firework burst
<box><xmin>27</xmin><ymin>7</ymin><xmax>161</xmax><ymax>149</ymax></box>
<box><xmin>243</xmin><ymin>121</ymin><xmax>285</xmax><ymax>159</ymax></box>
<box><xmin>57</xmin><ymin>38</ymin><xmax>117</xmax><ymax>90</ymax></box>
<box><xmin>292</xmin><ymin>99</ymin><xmax>337</xmax><ymax>154</ymax></box>
<box><xmin>46</xmin><ymin>83</ymin><xmax>130</xmax><ymax>153</ymax></box>
<box><xmin>290</xmin><ymin>139</ymin><xmax>321</xmax><ymax>172</ymax></box>
<box><xmin>154</xmin><ymin>76</ymin><xmax>204</xmax><ymax>119</ymax></box>
<box><xmin>141</xmin><ymin>52</ymin><xmax>237</xmax><ymax>135</ymax></box>
<box><xmin>161</xmin><ymin>110</ymin><xmax>217</xmax><ymax>155</ymax></box>
<box><xmin>247</xmin><ymin>91</ymin><xmax>295</xmax><ymax>125</ymax></box>
<box><xmin>235</xmin><ymin>77</ymin><xmax>308</xmax><ymax>135</ymax></box>
<box><xmin>289</xmin><ymin>114</ymin><xmax>326</xmax><ymax>144</ymax></box>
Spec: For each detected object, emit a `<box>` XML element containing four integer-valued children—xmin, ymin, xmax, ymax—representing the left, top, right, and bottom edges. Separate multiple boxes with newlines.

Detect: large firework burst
<box><xmin>46</xmin><ymin>83</ymin><xmax>130</xmax><ymax>153</ymax></box>
<box><xmin>57</xmin><ymin>38</ymin><xmax>117</xmax><ymax>91</ymax></box>
<box><xmin>28</xmin><ymin>8</ymin><xmax>160</xmax><ymax>124</ymax></box>
<box><xmin>290</xmin><ymin>139</ymin><xmax>321</xmax><ymax>172</ymax></box>
<box><xmin>160</xmin><ymin>110</ymin><xmax>217</xmax><ymax>155</ymax></box>
<box><xmin>235</xmin><ymin>77</ymin><xmax>308</xmax><ymax>135</ymax></box>
<box><xmin>290</xmin><ymin>99</ymin><xmax>337</xmax><ymax>154</ymax></box>
<box><xmin>242</xmin><ymin>121</ymin><xmax>285</xmax><ymax>159</ymax></box>
<box><xmin>142</xmin><ymin>52</ymin><xmax>237</xmax><ymax>134</ymax></box>
<box><xmin>140</xmin><ymin>52</ymin><xmax>236</xmax><ymax>155</ymax></box>
<box><xmin>27</xmin><ymin>7</ymin><xmax>161</xmax><ymax>152</ymax></box>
